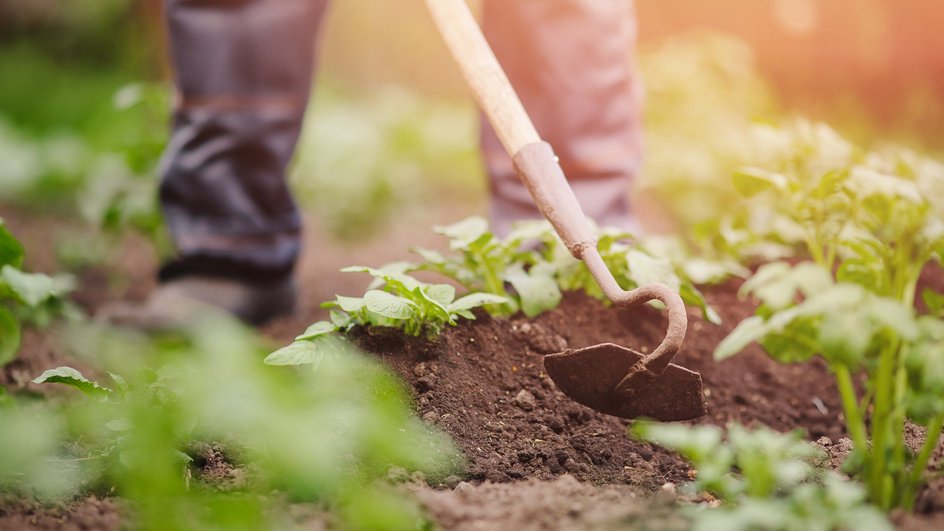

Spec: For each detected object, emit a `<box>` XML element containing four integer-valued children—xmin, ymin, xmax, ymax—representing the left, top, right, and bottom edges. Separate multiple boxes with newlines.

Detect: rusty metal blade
<box><xmin>544</xmin><ymin>343</ymin><xmax>707</xmax><ymax>421</ymax></box>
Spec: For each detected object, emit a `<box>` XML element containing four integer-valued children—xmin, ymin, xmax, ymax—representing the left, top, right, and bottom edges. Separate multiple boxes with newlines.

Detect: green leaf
<box><xmin>740</xmin><ymin>261</ymin><xmax>832</xmax><ymax>310</ymax></box>
<box><xmin>0</xmin><ymin>221</ymin><xmax>24</xmax><ymax>268</ymax></box>
<box><xmin>107</xmin><ymin>372</ymin><xmax>129</xmax><ymax>394</ymax></box>
<box><xmin>626</xmin><ymin>249</ymin><xmax>680</xmax><ymax>291</ymax></box>
<box><xmin>631</xmin><ymin>421</ymin><xmax>724</xmax><ymax>462</ymax></box>
<box><xmin>32</xmin><ymin>366</ymin><xmax>111</xmax><ymax>398</ymax></box>
<box><xmin>506</xmin><ymin>267</ymin><xmax>561</xmax><ymax>318</ymax></box>
<box><xmin>424</xmin><ymin>284</ymin><xmax>456</xmax><ymax>307</ymax></box>
<box><xmin>330</xmin><ymin>309</ymin><xmax>354</xmax><ymax>328</ymax></box>
<box><xmin>847</xmin><ymin>167</ymin><xmax>924</xmax><ymax>204</ymax></box>
<box><xmin>266</xmin><ymin>334</ymin><xmax>356</xmax><ymax>368</ymax></box>
<box><xmin>435</xmin><ymin>216</ymin><xmax>491</xmax><ymax>250</ymax></box>
<box><xmin>923</xmin><ymin>289</ymin><xmax>944</xmax><ymax>316</ymax></box>
<box><xmin>413</xmin><ymin>248</ymin><xmax>445</xmax><ymax>265</ymax></box>
<box><xmin>415</xmin><ymin>286</ymin><xmax>453</xmax><ymax>323</ymax></box>
<box><xmin>733</xmin><ymin>167</ymin><xmax>790</xmax><ymax>197</ymax></box>
<box><xmin>715</xmin><ymin>316</ymin><xmax>768</xmax><ymax>360</ymax></box>
<box><xmin>454</xmin><ymin>309</ymin><xmax>475</xmax><ymax>320</ymax></box>
<box><xmin>295</xmin><ymin>321</ymin><xmax>338</xmax><ymax>341</ymax></box>
<box><xmin>1</xmin><ymin>266</ymin><xmax>73</xmax><ymax>307</ymax></box>
<box><xmin>266</xmin><ymin>340</ymin><xmax>322</xmax><ymax>367</ymax></box>
<box><xmin>341</xmin><ymin>263</ymin><xmax>421</xmax><ymax>291</ymax></box>
<box><xmin>449</xmin><ymin>292</ymin><xmax>510</xmax><ymax>313</ymax></box>
<box><xmin>680</xmin><ymin>284</ymin><xmax>722</xmax><ymax>325</ymax></box>
<box><xmin>866</xmin><ymin>297</ymin><xmax>918</xmax><ymax>340</ymax></box>
<box><xmin>363</xmin><ymin>290</ymin><xmax>416</xmax><ymax>319</ymax></box>
<box><xmin>0</xmin><ymin>307</ymin><xmax>21</xmax><ymax>366</ymax></box>
<box><xmin>759</xmin><ymin>317</ymin><xmax>821</xmax><ymax>364</ymax></box>
<box><xmin>817</xmin><ymin>312</ymin><xmax>870</xmax><ymax>366</ymax></box>
<box><xmin>335</xmin><ymin>295</ymin><xmax>366</xmax><ymax>313</ymax></box>
<box><xmin>503</xmin><ymin>221</ymin><xmax>552</xmax><ymax>245</ymax></box>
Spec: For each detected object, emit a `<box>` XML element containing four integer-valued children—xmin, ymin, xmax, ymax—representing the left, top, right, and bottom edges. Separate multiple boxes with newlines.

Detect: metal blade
<box><xmin>544</xmin><ymin>343</ymin><xmax>707</xmax><ymax>421</ymax></box>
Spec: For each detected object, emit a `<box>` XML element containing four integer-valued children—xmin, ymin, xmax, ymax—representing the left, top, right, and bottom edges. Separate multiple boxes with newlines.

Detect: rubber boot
<box><xmin>101</xmin><ymin>0</ymin><xmax>329</xmax><ymax>328</ymax></box>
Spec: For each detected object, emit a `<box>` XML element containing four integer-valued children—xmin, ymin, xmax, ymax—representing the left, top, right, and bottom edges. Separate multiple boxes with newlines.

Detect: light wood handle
<box><xmin>424</xmin><ymin>0</ymin><xmax>540</xmax><ymax>155</ymax></box>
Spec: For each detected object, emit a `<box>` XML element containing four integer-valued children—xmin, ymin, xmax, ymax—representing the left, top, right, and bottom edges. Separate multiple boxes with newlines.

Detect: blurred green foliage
<box><xmin>638</xmin><ymin>32</ymin><xmax>779</xmax><ymax>234</ymax></box>
<box><xmin>4</xmin><ymin>318</ymin><xmax>463</xmax><ymax>529</ymax></box>
<box><xmin>632</xmin><ymin>422</ymin><xmax>891</xmax><ymax>531</ymax></box>
<box><xmin>291</xmin><ymin>83</ymin><xmax>484</xmax><ymax>239</ymax></box>
<box><xmin>0</xmin><ymin>220</ymin><xmax>76</xmax><ymax>365</ymax></box>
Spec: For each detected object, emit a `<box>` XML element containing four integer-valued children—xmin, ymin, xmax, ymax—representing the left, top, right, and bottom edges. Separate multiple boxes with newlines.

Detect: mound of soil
<box><xmin>355</xmin><ymin>285</ymin><xmax>846</xmax><ymax>487</ymax></box>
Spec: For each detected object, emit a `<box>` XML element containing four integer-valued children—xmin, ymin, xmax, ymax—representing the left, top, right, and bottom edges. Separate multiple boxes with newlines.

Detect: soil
<box><xmin>354</xmin><ymin>286</ymin><xmax>845</xmax><ymax>487</ymax></box>
<box><xmin>2</xmin><ymin>204</ymin><xmax>943</xmax><ymax>530</ymax></box>
<box><xmin>411</xmin><ymin>474</ymin><xmax>688</xmax><ymax>531</ymax></box>
<box><xmin>0</xmin><ymin>495</ymin><xmax>122</xmax><ymax>531</ymax></box>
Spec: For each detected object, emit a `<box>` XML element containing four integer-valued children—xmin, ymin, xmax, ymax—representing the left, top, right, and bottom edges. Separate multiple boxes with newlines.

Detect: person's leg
<box><xmin>152</xmin><ymin>0</ymin><xmax>330</xmax><ymax>324</ymax></box>
<box><xmin>481</xmin><ymin>0</ymin><xmax>643</xmax><ymax>236</ymax></box>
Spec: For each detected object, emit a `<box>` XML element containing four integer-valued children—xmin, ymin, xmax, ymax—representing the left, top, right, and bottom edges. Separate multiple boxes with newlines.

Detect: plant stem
<box><xmin>891</xmin><ymin>360</ymin><xmax>909</xmax><ymax>507</ymax></box>
<box><xmin>834</xmin><ymin>363</ymin><xmax>867</xmax><ymax>450</ymax></box>
<box><xmin>869</xmin><ymin>339</ymin><xmax>898</xmax><ymax>508</ymax></box>
<box><xmin>904</xmin><ymin>414</ymin><xmax>944</xmax><ymax>511</ymax></box>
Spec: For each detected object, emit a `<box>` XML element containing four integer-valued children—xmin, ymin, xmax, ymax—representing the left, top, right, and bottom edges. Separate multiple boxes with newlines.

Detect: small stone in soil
<box><xmin>415</xmin><ymin>376</ymin><xmax>436</xmax><ymax>393</ymax></box>
<box><xmin>515</xmin><ymin>389</ymin><xmax>537</xmax><ymax>411</ymax></box>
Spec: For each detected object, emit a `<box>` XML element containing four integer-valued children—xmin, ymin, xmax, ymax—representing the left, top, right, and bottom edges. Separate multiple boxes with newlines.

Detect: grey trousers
<box><xmin>159</xmin><ymin>0</ymin><xmax>642</xmax><ymax>285</ymax></box>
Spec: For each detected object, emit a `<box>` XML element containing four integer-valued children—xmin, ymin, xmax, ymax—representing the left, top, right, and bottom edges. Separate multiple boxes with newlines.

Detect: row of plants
<box><xmin>707</xmin><ymin>120</ymin><xmax>944</xmax><ymax>511</ymax></box>
<box><xmin>625</xmin><ymin>119</ymin><xmax>944</xmax><ymax>528</ymax></box>
<box><xmin>267</xmin><ymin>216</ymin><xmax>719</xmax><ymax>367</ymax></box>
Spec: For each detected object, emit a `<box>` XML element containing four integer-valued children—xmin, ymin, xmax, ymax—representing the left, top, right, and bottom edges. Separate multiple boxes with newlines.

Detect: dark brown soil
<box><xmin>412</xmin><ymin>474</ymin><xmax>687</xmax><ymax>531</ymax></box>
<box><xmin>355</xmin><ymin>283</ymin><xmax>846</xmax><ymax>488</ymax></box>
<box><xmin>0</xmin><ymin>495</ymin><xmax>122</xmax><ymax>531</ymax></box>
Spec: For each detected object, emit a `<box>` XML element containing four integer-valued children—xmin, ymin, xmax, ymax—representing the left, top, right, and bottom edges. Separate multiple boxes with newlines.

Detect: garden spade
<box><xmin>425</xmin><ymin>0</ymin><xmax>707</xmax><ymax>421</ymax></box>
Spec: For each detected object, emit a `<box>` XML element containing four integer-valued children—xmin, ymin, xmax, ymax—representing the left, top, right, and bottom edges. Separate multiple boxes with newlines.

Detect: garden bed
<box><xmin>2</xmin><ymin>206</ymin><xmax>944</xmax><ymax>530</ymax></box>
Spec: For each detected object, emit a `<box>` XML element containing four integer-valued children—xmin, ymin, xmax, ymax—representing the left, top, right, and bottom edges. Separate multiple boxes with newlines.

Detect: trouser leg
<box><xmin>159</xmin><ymin>0</ymin><xmax>329</xmax><ymax>285</ymax></box>
<box><xmin>481</xmin><ymin>0</ymin><xmax>643</xmax><ymax>236</ymax></box>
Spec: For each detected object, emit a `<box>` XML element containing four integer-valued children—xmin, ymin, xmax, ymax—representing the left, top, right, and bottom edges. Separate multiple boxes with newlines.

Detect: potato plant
<box><xmin>15</xmin><ymin>320</ymin><xmax>462</xmax><ymax>530</ymax></box>
<box><xmin>632</xmin><ymin>421</ymin><xmax>890</xmax><ymax>531</ymax></box>
<box><xmin>713</xmin><ymin>122</ymin><xmax>944</xmax><ymax>510</ymax></box>
<box><xmin>0</xmin><ymin>220</ymin><xmax>74</xmax><ymax>365</ymax></box>
<box><xmin>267</xmin><ymin>263</ymin><xmax>507</xmax><ymax>367</ymax></box>
<box><xmin>414</xmin><ymin>216</ymin><xmax>720</xmax><ymax>323</ymax></box>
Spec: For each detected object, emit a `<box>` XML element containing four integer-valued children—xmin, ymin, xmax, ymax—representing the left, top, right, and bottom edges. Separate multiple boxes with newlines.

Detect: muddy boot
<box><xmin>98</xmin><ymin>276</ymin><xmax>297</xmax><ymax>331</ymax></box>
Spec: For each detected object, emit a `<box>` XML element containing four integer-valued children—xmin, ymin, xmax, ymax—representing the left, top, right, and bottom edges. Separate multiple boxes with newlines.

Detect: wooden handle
<box><xmin>424</xmin><ymin>0</ymin><xmax>540</xmax><ymax>155</ymax></box>
<box><xmin>425</xmin><ymin>0</ymin><xmax>597</xmax><ymax>253</ymax></box>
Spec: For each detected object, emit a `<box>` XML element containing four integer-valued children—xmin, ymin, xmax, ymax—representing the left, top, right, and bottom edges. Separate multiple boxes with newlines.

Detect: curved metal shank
<box><xmin>576</xmin><ymin>243</ymin><xmax>688</xmax><ymax>394</ymax></box>
<box><xmin>510</xmin><ymin>140</ymin><xmax>688</xmax><ymax>395</ymax></box>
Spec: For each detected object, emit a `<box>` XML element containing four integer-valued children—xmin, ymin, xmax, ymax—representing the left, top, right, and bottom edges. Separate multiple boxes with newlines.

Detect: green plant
<box><xmin>267</xmin><ymin>264</ymin><xmax>507</xmax><ymax>367</ymax></box>
<box><xmin>632</xmin><ymin>421</ymin><xmax>890</xmax><ymax>531</ymax></box>
<box><xmin>414</xmin><ymin>216</ymin><xmax>720</xmax><ymax>323</ymax></box>
<box><xmin>11</xmin><ymin>318</ymin><xmax>462</xmax><ymax>530</ymax></box>
<box><xmin>0</xmin><ymin>220</ymin><xmax>74</xmax><ymax>365</ymax></box>
<box><xmin>712</xmin><ymin>126</ymin><xmax>944</xmax><ymax>510</ymax></box>
<box><xmin>413</xmin><ymin>217</ymin><xmax>561</xmax><ymax>317</ymax></box>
